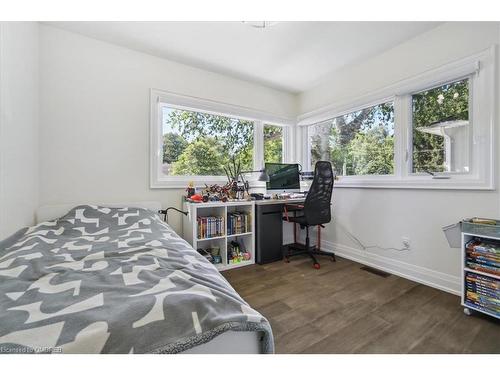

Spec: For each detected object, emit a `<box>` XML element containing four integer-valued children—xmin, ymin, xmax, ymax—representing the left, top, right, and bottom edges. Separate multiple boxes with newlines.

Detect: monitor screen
<box><xmin>265</xmin><ymin>163</ymin><xmax>300</xmax><ymax>192</ymax></box>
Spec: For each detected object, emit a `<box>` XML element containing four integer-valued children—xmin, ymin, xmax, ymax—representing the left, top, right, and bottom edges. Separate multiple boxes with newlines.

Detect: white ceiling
<box><xmin>47</xmin><ymin>21</ymin><xmax>441</xmax><ymax>94</ymax></box>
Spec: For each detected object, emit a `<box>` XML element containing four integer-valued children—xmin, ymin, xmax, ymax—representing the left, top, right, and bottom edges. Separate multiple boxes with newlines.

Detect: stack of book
<box><xmin>466</xmin><ymin>238</ymin><xmax>500</xmax><ymax>276</ymax></box>
<box><xmin>465</xmin><ymin>272</ymin><xmax>500</xmax><ymax>316</ymax></box>
<box><xmin>227</xmin><ymin>212</ymin><xmax>251</xmax><ymax>235</ymax></box>
<box><xmin>197</xmin><ymin>216</ymin><xmax>224</xmax><ymax>239</ymax></box>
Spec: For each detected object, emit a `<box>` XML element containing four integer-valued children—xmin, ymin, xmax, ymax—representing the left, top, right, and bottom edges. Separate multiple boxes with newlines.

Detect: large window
<box><xmin>308</xmin><ymin>102</ymin><xmax>394</xmax><ymax>176</ymax></box>
<box><xmin>162</xmin><ymin>107</ymin><xmax>254</xmax><ymax>176</ymax></box>
<box><xmin>411</xmin><ymin>79</ymin><xmax>470</xmax><ymax>174</ymax></box>
<box><xmin>151</xmin><ymin>91</ymin><xmax>292</xmax><ymax>188</ymax></box>
<box><xmin>299</xmin><ymin>48</ymin><xmax>495</xmax><ymax>189</ymax></box>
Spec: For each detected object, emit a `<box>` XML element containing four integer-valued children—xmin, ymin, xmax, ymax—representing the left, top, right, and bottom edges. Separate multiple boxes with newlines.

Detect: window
<box><xmin>308</xmin><ymin>102</ymin><xmax>394</xmax><ymax>176</ymax></box>
<box><xmin>263</xmin><ymin>124</ymin><xmax>283</xmax><ymax>163</ymax></box>
<box><xmin>162</xmin><ymin>107</ymin><xmax>254</xmax><ymax>176</ymax></box>
<box><xmin>150</xmin><ymin>90</ymin><xmax>292</xmax><ymax>188</ymax></box>
<box><xmin>298</xmin><ymin>47</ymin><xmax>495</xmax><ymax>189</ymax></box>
<box><xmin>411</xmin><ymin>78</ymin><xmax>470</xmax><ymax>174</ymax></box>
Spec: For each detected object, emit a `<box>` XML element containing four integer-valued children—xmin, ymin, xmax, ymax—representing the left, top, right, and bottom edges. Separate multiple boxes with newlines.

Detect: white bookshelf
<box><xmin>182</xmin><ymin>200</ymin><xmax>255</xmax><ymax>271</ymax></box>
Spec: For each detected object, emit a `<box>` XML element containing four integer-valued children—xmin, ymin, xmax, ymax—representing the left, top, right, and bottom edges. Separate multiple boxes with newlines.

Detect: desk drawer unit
<box><xmin>255</xmin><ymin>204</ymin><xmax>284</xmax><ymax>264</ymax></box>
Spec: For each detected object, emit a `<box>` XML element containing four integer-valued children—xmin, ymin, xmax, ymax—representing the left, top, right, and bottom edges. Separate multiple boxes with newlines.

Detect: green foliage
<box><xmin>264</xmin><ymin>125</ymin><xmax>283</xmax><ymax>163</ymax></box>
<box><xmin>164</xmin><ymin>109</ymin><xmax>254</xmax><ymax>176</ymax></box>
<box><xmin>162</xmin><ymin>133</ymin><xmax>188</xmax><ymax>164</ymax></box>
<box><xmin>348</xmin><ymin>127</ymin><xmax>394</xmax><ymax>175</ymax></box>
<box><xmin>167</xmin><ymin>109</ymin><xmax>253</xmax><ymax>156</ymax></box>
<box><xmin>310</xmin><ymin>102</ymin><xmax>394</xmax><ymax>176</ymax></box>
<box><xmin>171</xmin><ymin>137</ymin><xmax>227</xmax><ymax>176</ymax></box>
<box><xmin>412</xmin><ymin>79</ymin><xmax>469</xmax><ymax>173</ymax></box>
<box><xmin>236</xmin><ymin>142</ymin><xmax>254</xmax><ymax>172</ymax></box>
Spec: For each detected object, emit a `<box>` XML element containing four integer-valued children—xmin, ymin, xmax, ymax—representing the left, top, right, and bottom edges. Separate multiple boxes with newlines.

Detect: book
<box><xmin>197</xmin><ymin>216</ymin><xmax>224</xmax><ymax>239</ymax></box>
<box><xmin>227</xmin><ymin>211</ymin><xmax>251</xmax><ymax>235</ymax></box>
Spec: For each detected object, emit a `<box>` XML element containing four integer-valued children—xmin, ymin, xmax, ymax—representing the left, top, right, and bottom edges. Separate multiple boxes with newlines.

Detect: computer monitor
<box><xmin>265</xmin><ymin>163</ymin><xmax>301</xmax><ymax>193</ymax></box>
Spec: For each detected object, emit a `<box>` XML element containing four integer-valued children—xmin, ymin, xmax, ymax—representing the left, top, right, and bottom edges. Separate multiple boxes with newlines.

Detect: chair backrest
<box><xmin>303</xmin><ymin>161</ymin><xmax>334</xmax><ymax>226</ymax></box>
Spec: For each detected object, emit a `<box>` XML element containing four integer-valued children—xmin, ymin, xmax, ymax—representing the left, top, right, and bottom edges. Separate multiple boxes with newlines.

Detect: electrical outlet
<box><xmin>402</xmin><ymin>237</ymin><xmax>411</xmax><ymax>249</ymax></box>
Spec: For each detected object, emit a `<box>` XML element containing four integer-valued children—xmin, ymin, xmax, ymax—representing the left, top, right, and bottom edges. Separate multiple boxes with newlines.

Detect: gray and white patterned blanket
<box><xmin>0</xmin><ymin>205</ymin><xmax>273</xmax><ymax>354</ymax></box>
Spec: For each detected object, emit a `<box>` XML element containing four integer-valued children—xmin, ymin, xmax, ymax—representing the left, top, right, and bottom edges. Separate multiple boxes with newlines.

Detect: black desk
<box><xmin>254</xmin><ymin>198</ymin><xmax>305</xmax><ymax>264</ymax></box>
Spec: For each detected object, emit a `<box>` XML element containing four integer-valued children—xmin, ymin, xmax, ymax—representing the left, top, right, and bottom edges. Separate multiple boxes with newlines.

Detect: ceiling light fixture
<box><xmin>242</xmin><ymin>21</ymin><xmax>278</xmax><ymax>29</ymax></box>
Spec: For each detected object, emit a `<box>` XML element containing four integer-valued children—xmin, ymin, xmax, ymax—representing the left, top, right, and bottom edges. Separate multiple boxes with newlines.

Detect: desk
<box><xmin>254</xmin><ymin>198</ymin><xmax>305</xmax><ymax>264</ymax></box>
<box><xmin>254</xmin><ymin>198</ymin><xmax>305</xmax><ymax>206</ymax></box>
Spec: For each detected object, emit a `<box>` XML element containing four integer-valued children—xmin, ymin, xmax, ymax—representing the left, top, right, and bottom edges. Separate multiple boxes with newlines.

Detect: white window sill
<box><xmin>151</xmin><ymin>177</ymin><xmax>266</xmax><ymax>190</ymax></box>
<box><xmin>152</xmin><ymin>175</ymin><xmax>494</xmax><ymax>190</ymax></box>
<box><xmin>332</xmin><ymin>176</ymin><xmax>494</xmax><ymax>190</ymax></box>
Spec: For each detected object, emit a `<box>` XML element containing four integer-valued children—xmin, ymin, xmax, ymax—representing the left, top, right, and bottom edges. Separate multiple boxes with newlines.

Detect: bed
<box><xmin>0</xmin><ymin>202</ymin><xmax>273</xmax><ymax>354</ymax></box>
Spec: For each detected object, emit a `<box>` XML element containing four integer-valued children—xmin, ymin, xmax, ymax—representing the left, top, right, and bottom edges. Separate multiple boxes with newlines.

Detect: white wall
<box><xmin>38</xmin><ymin>25</ymin><xmax>297</xmax><ymax>234</ymax></box>
<box><xmin>298</xmin><ymin>22</ymin><xmax>500</xmax><ymax>294</ymax></box>
<box><xmin>0</xmin><ymin>22</ymin><xmax>39</xmax><ymax>239</ymax></box>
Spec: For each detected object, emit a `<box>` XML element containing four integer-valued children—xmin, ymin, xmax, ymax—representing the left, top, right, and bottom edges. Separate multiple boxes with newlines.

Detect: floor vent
<box><xmin>360</xmin><ymin>266</ymin><xmax>391</xmax><ymax>278</ymax></box>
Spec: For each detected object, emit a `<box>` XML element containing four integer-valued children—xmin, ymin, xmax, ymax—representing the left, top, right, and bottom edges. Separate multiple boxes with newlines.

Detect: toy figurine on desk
<box><xmin>201</xmin><ymin>183</ymin><xmax>230</xmax><ymax>202</ymax></box>
<box><xmin>186</xmin><ymin>181</ymin><xmax>195</xmax><ymax>198</ymax></box>
<box><xmin>185</xmin><ymin>181</ymin><xmax>204</xmax><ymax>203</ymax></box>
<box><xmin>185</xmin><ymin>155</ymin><xmax>253</xmax><ymax>203</ymax></box>
<box><xmin>187</xmin><ymin>194</ymin><xmax>203</xmax><ymax>203</ymax></box>
<box><xmin>185</xmin><ymin>182</ymin><xmax>231</xmax><ymax>203</ymax></box>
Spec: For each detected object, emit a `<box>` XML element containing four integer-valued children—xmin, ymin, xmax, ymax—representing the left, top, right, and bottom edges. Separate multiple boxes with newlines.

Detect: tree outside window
<box><xmin>308</xmin><ymin>102</ymin><xmax>395</xmax><ymax>176</ymax></box>
<box><xmin>161</xmin><ymin>108</ymin><xmax>253</xmax><ymax>176</ymax></box>
<box><xmin>264</xmin><ymin>124</ymin><xmax>283</xmax><ymax>164</ymax></box>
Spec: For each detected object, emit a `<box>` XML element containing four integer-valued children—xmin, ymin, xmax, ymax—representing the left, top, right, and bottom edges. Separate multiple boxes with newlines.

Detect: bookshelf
<box><xmin>461</xmin><ymin>221</ymin><xmax>500</xmax><ymax>319</ymax></box>
<box><xmin>182</xmin><ymin>201</ymin><xmax>255</xmax><ymax>271</ymax></box>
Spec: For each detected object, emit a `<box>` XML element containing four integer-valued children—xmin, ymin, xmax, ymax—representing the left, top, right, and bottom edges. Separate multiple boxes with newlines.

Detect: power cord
<box><xmin>336</xmin><ymin>222</ymin><xmax>410</xmax><ymax>252</ymax></box>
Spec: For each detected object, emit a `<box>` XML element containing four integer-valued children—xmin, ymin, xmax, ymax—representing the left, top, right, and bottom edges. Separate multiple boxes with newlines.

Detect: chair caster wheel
<box><xmin>313</xmin><ymin>263</ymin><xmax>320</xmax><ymax>270</ymax></box>
<box><xmin>284</xmin><ymin>257</ymin><xmax>290</xmax><ymax>263</ymax></box>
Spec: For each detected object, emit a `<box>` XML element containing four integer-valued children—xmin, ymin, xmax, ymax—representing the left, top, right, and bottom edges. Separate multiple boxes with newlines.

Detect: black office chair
<box><xmin>283</xmin><ymin>161</ymin><xmax>335</xmax><ymax>269</ymax></box>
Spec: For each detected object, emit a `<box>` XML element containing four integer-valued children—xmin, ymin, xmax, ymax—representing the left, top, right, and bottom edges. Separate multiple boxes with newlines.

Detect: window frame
<box><xmin>150</xmin><ymin>90</ymin><xmax>293</xmax><ymax>189</ymax></box>
<box><xmin>297</xmin><ymin>46</ymin><xmax>496</xmax><ymax>190</ymax></box>
<box><xmin>406</xmin><ymin>76</ymin><xmax>473</xmax><ymax>177</ymax></box>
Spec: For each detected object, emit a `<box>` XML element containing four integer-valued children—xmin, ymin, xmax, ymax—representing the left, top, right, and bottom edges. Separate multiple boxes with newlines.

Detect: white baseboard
<box><xmin>321</xmin><ymin>240</ymin><xmax>461</xmax><ymax>296</ymax></box>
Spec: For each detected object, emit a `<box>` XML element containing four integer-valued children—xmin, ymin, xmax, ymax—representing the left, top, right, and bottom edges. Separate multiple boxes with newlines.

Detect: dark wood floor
<box><xmin>222</xmin><ymin>256</ymin><xmax>500</xmax><ymax>354</ymax></box>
